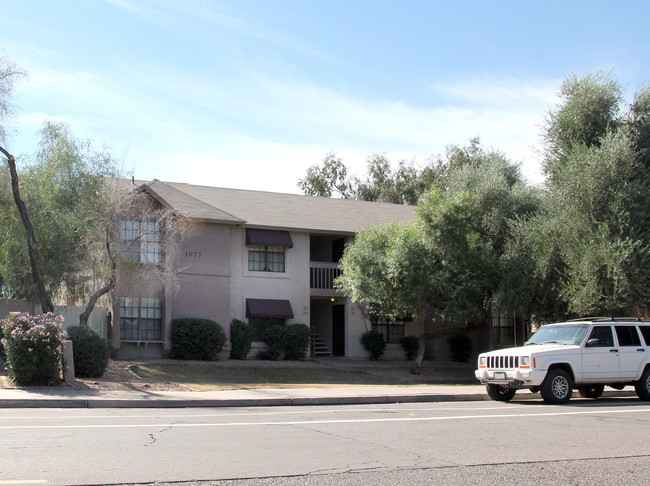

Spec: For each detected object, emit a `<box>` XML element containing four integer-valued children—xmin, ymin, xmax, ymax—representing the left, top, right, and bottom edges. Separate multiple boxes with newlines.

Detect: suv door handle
<box><xmin>638</xmin><ymin>349</ymin><xmax>646</xmax><ymax>352</ymax></box>
<box><xmin>610</xmin><ymin>349</ymin><xmax>619</xmax><ymax>352</ymax></box>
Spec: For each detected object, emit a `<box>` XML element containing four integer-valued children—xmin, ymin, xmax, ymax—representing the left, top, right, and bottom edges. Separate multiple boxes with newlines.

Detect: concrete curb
<box><xmin>0</xmin><ymin>389</ymin><xmax>638</xmax><ymax>408</ymax></box>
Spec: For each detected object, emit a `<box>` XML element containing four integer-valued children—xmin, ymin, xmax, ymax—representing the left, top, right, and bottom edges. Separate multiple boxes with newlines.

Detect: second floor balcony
<box><xmin>310</xmin><ymin>261</ymin><xmax>343</xmax><ymax>297</ymax></box>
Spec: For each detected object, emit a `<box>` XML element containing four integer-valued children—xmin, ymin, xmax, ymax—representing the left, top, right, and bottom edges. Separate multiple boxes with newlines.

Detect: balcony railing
<box><xmin>310</xmin><ymin>261</ymin><xmax>343</xmax><ymax>296</ymax></box>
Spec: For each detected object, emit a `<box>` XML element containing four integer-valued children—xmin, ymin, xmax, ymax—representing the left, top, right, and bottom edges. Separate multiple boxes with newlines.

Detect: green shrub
<box><xmin>360</xmin><ymin>330</ymin><xmax>386</xmax><ymax>360</ymax></box>
<box><xmin>170</xmin><ymin>318</ymin><xmax>226</xmax><ymax>360</ymax></box>
<box><xmin>1</xmin><ymin>312</ymin><xmax>66</xmax><ymax>386</ymax></box>
<box><xmin>261</xmin><ymin>324</ymin><xmax>286</xmax><ymax>360</ymax></box>
<box><xmin>284</xmin><ymin>324</ymin><xmax>310</xmax><ymax>360</ymax></box>
<box><xmin>448</xmin><ymin>334</ymin><xmax>472</xmax><ymax>362</ymax></box>
<box><xmin>66</xmin><ymin>325</ymin><xmax>110</xmax><ymax>378</ymax></box>
<box><xmin>256</xmin><ymin>349</ymin><xmax>279</xmax><ymax>360</ymax></box>
<box><xmin>230</xmin><ymin>319</ymin><xmax>252</xmax><ymax>360</ymax></box>
<box><xmin>400</xmin><ymin>335</ymin><xmax>420</xmax><ymax>360</ymax></box>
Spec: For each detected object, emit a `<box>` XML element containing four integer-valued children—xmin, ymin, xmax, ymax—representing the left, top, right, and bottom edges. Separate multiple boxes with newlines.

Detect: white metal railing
<box><xmin>310</xmin><ymin>261</ymin><xmax>342</xmax><ymax>294</ymax></box>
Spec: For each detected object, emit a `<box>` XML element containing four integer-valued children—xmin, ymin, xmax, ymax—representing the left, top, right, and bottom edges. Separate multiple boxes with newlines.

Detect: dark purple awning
<box><xmin>245</xmin><ymin>299</ymin><xmax>294</xmax><ymax>319</ymax></box>
<box><xmin>245</xmin><ymin>229</ymin><xmax>293</xmax><ymax>248</ymax></box>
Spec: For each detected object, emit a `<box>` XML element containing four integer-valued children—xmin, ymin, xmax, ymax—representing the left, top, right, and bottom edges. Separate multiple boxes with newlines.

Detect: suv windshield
<box><xmin>525</xmin><ymin>324</ymin><xmax>588</xmax><ymax>346</ymax></box>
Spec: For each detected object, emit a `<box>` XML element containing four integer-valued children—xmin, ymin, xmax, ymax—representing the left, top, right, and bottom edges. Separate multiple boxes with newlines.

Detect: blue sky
<box><xmin>2</xmin><ymin>1</ymin><xmax>649</xmax><ymax>194</ymax></box>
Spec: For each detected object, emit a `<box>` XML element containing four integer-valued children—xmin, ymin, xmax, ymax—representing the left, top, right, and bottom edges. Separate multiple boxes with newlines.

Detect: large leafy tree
<box><xmin>337</xmin><ymin>149</ymin><xmax>540</xmax><ymax>367</ymax></box>
<box><xmin>0</xmin><ymin>55</ymin><xmax>54</xmax><ymax>313</ymax></box>
<box><xmin>298</xmin><ymin>138</ymin><xmax>486</xmax><ymax>205</ymax></box>
<box><xmin>335</xmin><ymin>147</ymin><xmax>541</xmax><ymax>323</ymax></box>
<box><xmin>0</xmin><ymin>122</ymin><xmax>118</xmax><ymax>306</ymax></box>
<box><xmin>526</xmin><ymin>72</ymin><xmax>650</xmax><ymax>317</ymax></box>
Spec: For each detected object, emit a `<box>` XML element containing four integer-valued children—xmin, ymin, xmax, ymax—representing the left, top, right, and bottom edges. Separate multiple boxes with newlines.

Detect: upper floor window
<box><xmin>248</xmin><ymin>245</ymin><xmax>285</xmax><ymax>272</ymax></box>
<box><xmin>245</xmin><ymin>229</ymin><xmax>293</xmax><ymax>273</ymax></box>
<box><xmin>121</xmin><ymin>220</ymin><xmax>160</xmax><ymax>264</ymax></box>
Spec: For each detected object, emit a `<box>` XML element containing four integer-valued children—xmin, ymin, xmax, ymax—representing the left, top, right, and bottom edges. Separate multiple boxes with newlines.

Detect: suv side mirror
<box><xmin>586</xmin><ymin>338</ymin><xmax>600</xmax><ymax>348</ymax></box>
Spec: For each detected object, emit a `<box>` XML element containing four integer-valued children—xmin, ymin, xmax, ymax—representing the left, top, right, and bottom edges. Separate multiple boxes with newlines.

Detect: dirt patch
<box><xmin>2</xmin><ymin>357</ymin><xmax>477</xmax><ymax>391</ymax></box>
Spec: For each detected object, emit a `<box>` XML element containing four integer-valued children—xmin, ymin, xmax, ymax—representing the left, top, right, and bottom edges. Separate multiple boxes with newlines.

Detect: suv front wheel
<box><xmin>540</xmin><ymin>368</ymin><xmax>573</xmax><ymax>404</ymax></box>
<box><xmin>486</xmin><ymin>384</ymin><xmax>516</xmax><ymax>402</ymax></box>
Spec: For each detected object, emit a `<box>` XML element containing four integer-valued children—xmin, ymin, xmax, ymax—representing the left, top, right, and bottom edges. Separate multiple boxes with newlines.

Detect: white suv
<box><xmin>475</xmin><ymin>318</ymin><xmax>650</xmax><ymax>404</ymax></box>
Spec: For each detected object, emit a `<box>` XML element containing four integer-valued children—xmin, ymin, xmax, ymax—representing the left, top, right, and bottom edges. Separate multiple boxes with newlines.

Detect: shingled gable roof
<box><xmin>140</xmin><ymin>179</ymin><xmax>416</xmax><ymax>234</ymax></box>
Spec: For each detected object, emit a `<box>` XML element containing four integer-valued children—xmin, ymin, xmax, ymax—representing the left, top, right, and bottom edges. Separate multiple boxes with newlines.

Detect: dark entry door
<box><xmin>332</xmin><ymin>304</ymin><xmax>345</xmax><ymax>356</ymax></box>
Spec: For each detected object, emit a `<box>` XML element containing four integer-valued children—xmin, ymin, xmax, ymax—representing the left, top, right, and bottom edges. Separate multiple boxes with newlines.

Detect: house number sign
<box><xmin>185</xmin><ymin>251</ymin><xmax>202</xmax><ymax>258</ymax></box>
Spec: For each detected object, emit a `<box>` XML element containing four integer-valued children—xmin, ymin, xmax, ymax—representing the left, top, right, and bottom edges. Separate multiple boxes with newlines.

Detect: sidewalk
<box><xmin>0</xmin><ymin>384</ymin><xmax>636</xmax><ymax>408</ymax></box>
<box><xmin>0</xmin><ymin>383</ymin><xmax>506</xmax><ymax>408</ymax></box>
<box><xmin>0</xmin><ymin>357</ymin><xmax>638</xmax><ymax>408</ymax></box>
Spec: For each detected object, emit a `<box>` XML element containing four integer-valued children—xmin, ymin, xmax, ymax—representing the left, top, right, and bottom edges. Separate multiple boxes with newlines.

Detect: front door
<box><xmin>332</xmin><ymin>304</ymin><xmax>345</xmax><ymax>356</ymax></box>
<box><xmin>582</xmin><ymin>325</ymin><xmax>619</xmax><ymax>381</ymax></box>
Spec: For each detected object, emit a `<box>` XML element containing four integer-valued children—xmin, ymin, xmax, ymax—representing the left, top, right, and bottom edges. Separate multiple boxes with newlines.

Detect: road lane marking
<box><xmin>0</xmin><ymin>481</ymin><xmax>47</xmax><ymax>485</ymax></box>
<box><xmin>1</xmin><ymin>407</ymin><xmax>649</xmax><ymax>430</ymax></box>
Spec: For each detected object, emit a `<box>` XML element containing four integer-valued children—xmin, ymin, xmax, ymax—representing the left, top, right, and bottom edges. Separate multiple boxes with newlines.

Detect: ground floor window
<box><xmin>120</xmin><ymin>297</ymin><xmax>162</xmax><ymax>341</ymax></box>
<box><xmin>493</xmin><ymin>313</ymin><xmax>514</xmax><ymax>346</ymax></box>
<box><xmin>248</xmin><ymin>317</ymin><xmax>285</xmax><ymax>342</ymax></box>
<box><xmin>372</xmin><ymin>319</ymin><xmax>407</xmax><ymax>344</ymax></box>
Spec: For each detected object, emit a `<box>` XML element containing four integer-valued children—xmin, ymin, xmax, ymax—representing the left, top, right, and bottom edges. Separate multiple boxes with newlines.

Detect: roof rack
<box><xmin>567</xmin><ymin>316</ymin><xmax>649</xmax><ymax>322</ymax></box>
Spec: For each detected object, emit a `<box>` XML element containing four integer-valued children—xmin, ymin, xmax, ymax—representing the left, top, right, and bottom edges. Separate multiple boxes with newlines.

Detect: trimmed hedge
<box><xmin>261</xmin><ymin>324</ymin><xmax>285</xmax><ymax>360</ymax></box>
<box><xmin>360</xmin><ymin>330</ymin><xmax>386</xmax><ymax>360</ymax></box>
<box><xmin>67</xmin><ymin>325</ymin><xmax>110</xmax><ymax>378</ymax></box>
<box><xmin>259</xmin><ymin>323</ymin><xmax>310</xmax><ymax>360</ymax></box>
<box><xmin>230</xmin><ymin>319</ymin><xmax>252</xmax><ymax>360</ymax></box>
<box><xmin>170</xmin><ymin>318</ymin><xmax>226</xmax><ymax>360</ymax></box>
<box><xmin>283</xmin><ymin>324</ymin><xmax>310</xmax><ymax>360</ymax></box>
<box><xmin>400</xmin><ymin>335</ymin><xmax>419</xmax><ymax>360</ymax></box>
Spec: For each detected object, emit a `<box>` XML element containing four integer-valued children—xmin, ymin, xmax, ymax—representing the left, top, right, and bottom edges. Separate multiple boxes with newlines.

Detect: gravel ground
<box><xmin>2</xmin><ymin>356</ymin><xmax>477</xmax><ymax>391</ymax></box>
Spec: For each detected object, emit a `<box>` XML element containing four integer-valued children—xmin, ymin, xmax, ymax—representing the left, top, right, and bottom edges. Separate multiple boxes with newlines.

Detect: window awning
<box><xmin>245</xmin><ymin>229</ymin><xmax>293</xmax><ymax>248</ymax></box>
<box><xmin>246</xmin><ymin>298</ymin><xmax>294</xmax><ymax>319</ymax></box>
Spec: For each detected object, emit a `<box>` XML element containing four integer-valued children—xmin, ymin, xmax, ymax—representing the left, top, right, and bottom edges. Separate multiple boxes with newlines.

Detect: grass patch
<box><xmin>130</xmin><ymin>363</ymin><xmax>407</xmax><ymax>391</ymax></box>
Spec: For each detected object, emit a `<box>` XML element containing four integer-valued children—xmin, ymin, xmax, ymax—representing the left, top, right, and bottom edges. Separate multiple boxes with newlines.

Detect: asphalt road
<box><xmin>1</xmin><ymin>398</ymin><xmax>649</xmax><ymax>485</ymax></box>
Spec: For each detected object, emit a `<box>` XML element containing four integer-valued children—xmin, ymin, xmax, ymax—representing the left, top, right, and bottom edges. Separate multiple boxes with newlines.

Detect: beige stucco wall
<box><xmin>345</xmin><ymin>305</ymin><xmax>427</xmax><ymax>360</ymax></box>
<box><xmin>229</xmin><ymin>227</ymin><xmax>310</xmax><ymax>355</ymax></box>
<box><xmin>172</xmin><ymin>222</ymin><xmax>232</xmax><ymax>327</ymax></box>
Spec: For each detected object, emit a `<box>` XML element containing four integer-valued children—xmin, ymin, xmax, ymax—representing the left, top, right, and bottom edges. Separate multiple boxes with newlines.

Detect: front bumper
<box><xmin>475</xmin><ymin>368</ymin><xmax>547</xmax><ymax>387</ymax></box>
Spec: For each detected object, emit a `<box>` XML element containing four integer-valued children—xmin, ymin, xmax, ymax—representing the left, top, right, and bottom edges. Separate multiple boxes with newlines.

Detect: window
<box><xmin>372</xmin><ymin>319</ymin><xmax>407</xmax><ymax>344</ymax></box>
<box><xmin>587</xmin><ymin>326</ymin><xmax>614</xmax><ymax>347</ymax></box>
<box><xmin>120</xmin><ymin>297</ymin><xmax>162</xmax><ymax>341</ymax></box>
<box><xmin>121</xmin><ymin>220</ymin><xmax>160</xmax><ymax>263</ymax></box>
<box><xmin>640</xmin><ymin>326</ymin><xmax>650</xmax><ymax>346</ymax></box>
<box><xmin>493</xmin><ymin>314</ymin><xmax>515</xmax><ymax>346</ymax></box>
<box><xmin>615</xmin><ymin>326</ymin><xmax>642</xmax><ymax>346</ymax></box>
<box><xmin>248</xmin><ymin>245</ymin><xmax>285</xmax><ymax>272</ymax></box>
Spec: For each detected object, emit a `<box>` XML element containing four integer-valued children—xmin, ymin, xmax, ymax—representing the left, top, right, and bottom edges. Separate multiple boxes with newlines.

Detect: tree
<box><xmin>0</xmin><ymin>55</ymin><xmax>53</xmax><ymax>313</ymax></box>
<box><xmin>0</xmin><ymin>121</ymin><xmax>189</xmax><ymax>326</ymax></box>
<box><xmin>298</xmin><ymin>138</ymin><xmax>494</xmax><ymax>205</ymax></box>
<box><xmin>337</xmin><ymin>149</ymin><xmax>540</xmax><ymax>369</ymax></box>
<box><xmin>528</xmin><ymin>73</ymin><xmax>650</xmax><ymax>317</ymax></box>
<box><xmin>0</xmin><ymin>122</ymin><xmax>116</xmax><ymax>303</ymax></box>
<box><xmin>297</xmin><ymin>152</ymin><xmax>355</xmax><ymax>198</ymax></box>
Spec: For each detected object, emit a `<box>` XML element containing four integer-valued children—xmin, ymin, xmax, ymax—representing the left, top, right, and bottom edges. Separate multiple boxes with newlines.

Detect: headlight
<box><xmin>479</xmin><ymin>356</ymin><xmax>486</xmax><ymax>366</ymax></box>
<box><xmin>520</xmin><ymin>356</ymin><xmax>530</xmax><ymax>367</ymax></box>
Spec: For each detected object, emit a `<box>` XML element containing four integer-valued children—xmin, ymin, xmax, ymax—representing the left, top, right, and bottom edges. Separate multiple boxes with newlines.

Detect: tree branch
<box><xmin>1</xmin><ymin>145</ymin><xmax>54</xmax><ymax>313</ymax></box>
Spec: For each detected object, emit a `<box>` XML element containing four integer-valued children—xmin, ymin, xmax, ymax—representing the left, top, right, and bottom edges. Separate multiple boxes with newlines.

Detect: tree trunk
<box><xmin>1</xmin><ymin>145</ymin><xmax>54</xmax><ymax>314</ymax></box>
<box><xmin>79</xmin><ymin>226</ymin><xmax>117</xmax><ymax>326</ymax></box>
<box><xmin>411</xmin><ymin>333</ymin><xmax>427</xmax><ymax>374</ymax></box>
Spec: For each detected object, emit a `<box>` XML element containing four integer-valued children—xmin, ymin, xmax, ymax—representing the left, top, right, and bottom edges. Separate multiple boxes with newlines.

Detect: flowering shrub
<box><xmin>0</xmin><ymin>312</ymin><xmax>67</xmax><ymax>386</ymax></box>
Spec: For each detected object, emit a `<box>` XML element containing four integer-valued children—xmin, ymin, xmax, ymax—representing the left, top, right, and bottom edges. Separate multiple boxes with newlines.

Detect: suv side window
<box><xmin>587</xmin><ymin>326</ymin><xmax>614</xmax><ymax>347</ymax></box>
<box><xmin>615</xmin><ymin>326</ymin><xmax>642</xmax><ymax>346</ymax></box>
<box><xmin>637</xmin><ymin>326</ymin><xmax>650</xmax><ymax>346</ymax></box>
